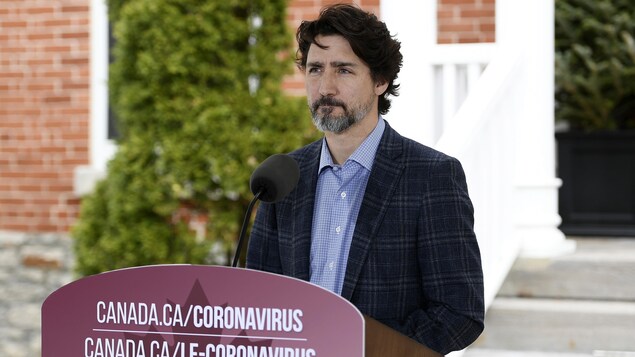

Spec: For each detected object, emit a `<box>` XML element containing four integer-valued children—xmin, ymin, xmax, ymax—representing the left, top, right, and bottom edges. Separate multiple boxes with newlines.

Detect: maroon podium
<box><xmin>42</xmin><ymin>265</ymin><xmax>441</xmax><ymax>356</ymax></box>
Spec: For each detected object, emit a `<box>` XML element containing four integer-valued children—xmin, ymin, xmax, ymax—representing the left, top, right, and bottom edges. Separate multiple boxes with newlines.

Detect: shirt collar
<box><xmin>318</xmin><ymin>116</ymin><xmax>386</xmax><ymax>173</ymax></box>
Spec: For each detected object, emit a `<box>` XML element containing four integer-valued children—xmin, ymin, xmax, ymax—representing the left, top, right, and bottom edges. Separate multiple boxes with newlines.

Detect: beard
<box><xmin>309</xmin><ymin>95</ymin><xmax>375</xmax><ymax>134</ymax></box>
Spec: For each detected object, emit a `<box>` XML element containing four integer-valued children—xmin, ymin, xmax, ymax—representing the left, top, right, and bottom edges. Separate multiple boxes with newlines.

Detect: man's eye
<box><xmin>338</xmin><ymin>68</ymin><xmax>351</xmax><ymax>74</ymax></box>
<box><xmin>308</xmin><ymin>67</ymin><xmax>321</xmax><ymax>74</ymax></box>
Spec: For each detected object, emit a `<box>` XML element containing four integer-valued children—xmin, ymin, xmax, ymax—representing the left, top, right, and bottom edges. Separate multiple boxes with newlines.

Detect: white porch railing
<box><xmin>429</xmin><ymin>43</ymin><xmax>496</xmax><ymax>144</ymax></box>
<box><xmin>434</xmin><ymin>46</ymin><xmax>522</xmax><ymax>310</ymax></box>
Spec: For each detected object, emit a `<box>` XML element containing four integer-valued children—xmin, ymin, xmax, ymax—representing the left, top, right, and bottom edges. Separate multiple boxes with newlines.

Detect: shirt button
<box><xmin>341</xmin><ymin>192</ymin><xmax>347</xmax><ymax>198</ymax></box>
<box><xmin>335</xmin><ymin>226</ymin><xmax>341</xmax><ymax>234</ymax></box>
<box><xmin>328</xmin><ymin>262</ymin><xmax>335</xmax><ymax>270</ymax></box>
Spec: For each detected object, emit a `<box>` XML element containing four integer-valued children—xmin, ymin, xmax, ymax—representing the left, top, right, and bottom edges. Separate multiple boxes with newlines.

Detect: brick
<box><xmin>42</xmin><ymin>19</ymin><xmax>72</xmax><ymax>27</ymax></box>
<box><xmin>22</xmin><ymin>255</ymin><xmax>62</xmax><ymax>269</ymax></box>
<box><xmin>441</xmin><ymin>0</ymin><xmax>477</xmax><ymax>4</ymax></box>
<box><xmin>1</xmin><ymin>21</ymin><xmax>28</xmax><ymax>28</ymax></box>
<box><xmin>0</xmin><ymin>71</ymin><xmax>24</xmax><ymax>78</ymax></box>
<box><xmin>28</xmin><ymin>197</ymin><xmax>60</xmax><ymax>205</ymax></box>
<box><xmin>438</xmin><ymin>9</ymin><xmax>457</xmax><ymax>20</ymax></box>
<box><xmin>2</xmin><ymin>171</ymin><xmax>61</xmax><ymax>179</ymax></box>
<box><xmin>480</xmin><ymin>24</ymin><xmax>496</xmax><ymax>35</ymax></box>
<box><xmin>17</xmin><ymin>185</ymin><xmax>44</xmax><ymax>192</ymax></box>
<box><xmin>26</xmin><ymin>7</ymin><xmax>56</xmax><ymax>15</ymax></box>
<box><xmin>61</xmin><ymin>57</ymin><xmax>89</xmax><ymax>65</ymax></box>
<box><xmin>26</xmin><ymin>83</ymin><xmax>55</xmax><ymax>91</ymax></box>
<box><xmin>0</xmin><ymin>96</ymin><xmax>26</xmax><ymax>104</ymax></box>
<box><xmin>1</xmin><ymin>223</ymin><xmax>29</xmax><ymax>231</ymax></box>
<box><xmin>483</xmin><ymin>34</ymin><xmax>496</xmax><ymax>42</ymax></box>
<box><xmin>61</xmin><ymin>31</ymin><xmax>89</xmax><ymax>39</ymax></box>
<box><xmin>61</xmin><ymin>6</ymin><xmax>89</xmax><ymax>13</ymax></box>
<box><xmin>46</xmin><ymin>184</ymin><xmax>73</xmax><ymax>192</ymax></box>
<box><xmin>439</xmin><ymin>23</ymin><xmax>477</xmax><ymax>32</ymax></box>
<box><xmin>43</xmin><ymin>95</ymin><xmax>71</xmax><ymax>103</ymax></box>
<box><xmin>26</xmin><ymin>58</ymin><xmax>55</xmax><ymax>66</ymax></box>
<box><xmin>27</xmin><ymin>33</ymin><xmax>56</xmax><ymax>41</ymax></box>
<box><xmin>292</xmin><ymin>0</ymin><xmax>314</xmax><ymax>6</ymax></box>
<box><xmin>457</xmin><ymin>35</ymin><xmax>482</xmax><ymax>44</ymax></box>
<box><xmin>17</xmin><ymin>156</ymin><xmax>47</xmax><ymax>165</ymax></box>
<box><xmin>43</xmin><ymin>45</ymin><xmax>72</xmax><ymax>53</ymax></box>
<box><xmin>0</xmin><ymin>46</ymin><xmax>27</xmax><ymax>53</ymax></box>
<box><xmin>0</xmin><ymin>198</ymin><xmax>27</xmax><ymax>205</ymax></box>
<box><xmin>60</xmin><ymin>131</ymin><xmax>88</xmax><ymax>139</ymax></box>
<box><xmin>462</xmin><ymin>9</ymin><xmax>495</xmax><ymax>18</ymax></box>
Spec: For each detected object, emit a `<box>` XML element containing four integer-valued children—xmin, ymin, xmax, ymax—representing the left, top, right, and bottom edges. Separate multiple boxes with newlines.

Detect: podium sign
<box><xmin>42</xmin><ymin>265</ymin><xmax>364</xmax><ymax>357</ymax></box>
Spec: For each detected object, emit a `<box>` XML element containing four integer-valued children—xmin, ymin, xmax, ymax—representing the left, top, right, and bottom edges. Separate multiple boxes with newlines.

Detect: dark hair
<box><xmin>296</xmin><ymin>4</ymin><xmax>403</xmax><ymax>115</ymax></box>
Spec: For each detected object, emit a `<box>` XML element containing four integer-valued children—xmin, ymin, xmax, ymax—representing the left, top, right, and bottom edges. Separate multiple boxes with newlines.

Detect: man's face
<box><xmin>304</xmin><ymin>35</ymin><xmax>386</xmax><ymax>134</ymax></box>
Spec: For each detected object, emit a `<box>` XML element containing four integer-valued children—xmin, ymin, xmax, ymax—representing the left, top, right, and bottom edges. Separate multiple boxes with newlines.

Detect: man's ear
<box><xmin>375</xmin><ymin>80</ymin><xmax>389</xmax><ymax>96</ymax></box>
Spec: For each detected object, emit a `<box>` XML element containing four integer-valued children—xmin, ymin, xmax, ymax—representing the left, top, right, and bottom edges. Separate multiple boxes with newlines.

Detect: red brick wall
<box><xmin>0</xmin><ymin>1</ymin><xmax>90</xmax><ymax>232</ymax></box>
<box><xmin>437</xmin><ymin>0</ymin><xmax>495</xmax><ymax>44</ymax></box>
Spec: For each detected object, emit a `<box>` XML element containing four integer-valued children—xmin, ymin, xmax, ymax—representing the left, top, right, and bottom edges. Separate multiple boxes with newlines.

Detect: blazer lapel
<box><xmin>285</xmin><ymin>141</ymin><xmax>322</xmax><ymax>281</ymax></box>
<box><xmin>341</xmin><ymin>123</ymin><xmax>405</xmax><ymax>300</ymax></box>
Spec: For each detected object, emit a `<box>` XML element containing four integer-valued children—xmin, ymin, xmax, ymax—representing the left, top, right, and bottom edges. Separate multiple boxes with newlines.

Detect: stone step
<box><xmin>471</xmin><ymin>297</ymin><xmax>635</xmax><ymax>353</ymax></box>
<box><xmin>498</xmin><ymin>238</ymin><xmax>635</xmax><ymax>301</ymax></box>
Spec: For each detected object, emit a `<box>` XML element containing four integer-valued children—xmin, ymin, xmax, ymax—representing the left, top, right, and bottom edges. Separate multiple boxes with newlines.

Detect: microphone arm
<box><xmin>231</xmin><ymin>153</ymin><xmax>299</xmax><ymax>268</ymax></box>
<box><xmin>231</xmin><ymin>189</ymin><xmax>263</xmax><ymax>268</ymax></box>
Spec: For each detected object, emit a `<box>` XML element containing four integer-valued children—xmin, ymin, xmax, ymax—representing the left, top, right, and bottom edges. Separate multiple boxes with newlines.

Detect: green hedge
<box><xmin>555</xmin><ymin>0</ymin><xmax>635</xmax><ymax>131</ymax></box>
<box><xmin>73</xmin><ymin>0</ymin><xmax>318</xmax><ymax>275</ymax></box>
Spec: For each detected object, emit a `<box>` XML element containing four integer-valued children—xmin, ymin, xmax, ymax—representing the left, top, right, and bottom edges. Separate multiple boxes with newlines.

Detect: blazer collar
<box><xmin>288</xmin><ymin>141</ymin><xmax>321</xmax><ymax>281</ymax></box>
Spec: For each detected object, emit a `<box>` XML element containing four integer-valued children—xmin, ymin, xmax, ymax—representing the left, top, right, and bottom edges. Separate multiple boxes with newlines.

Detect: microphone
<box><xmin>231</xmin><ymin>154</ymin><xmax>299</xmax><ymax>267</ymax></box>
<box><xmin>250</xmin><ymin>154</ymin><xmax>300</xmax><ymax>203</ymax></box>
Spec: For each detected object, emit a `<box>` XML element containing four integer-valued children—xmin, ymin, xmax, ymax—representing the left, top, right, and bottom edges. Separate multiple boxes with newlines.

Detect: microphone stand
<box><xmin>231</xmin><ymin>189</ymin><xmax>263</xmax><ymax>268</ymax></box>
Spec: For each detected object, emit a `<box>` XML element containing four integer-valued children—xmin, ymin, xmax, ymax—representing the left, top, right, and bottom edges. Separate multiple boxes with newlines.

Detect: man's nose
<box><xmin>318</xmin><ymin>72</ymin><xmax>338</xmax><ymax>97</ymax></box>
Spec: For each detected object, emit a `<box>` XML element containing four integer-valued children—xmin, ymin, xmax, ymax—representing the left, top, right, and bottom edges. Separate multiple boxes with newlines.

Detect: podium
<box><xmin>42</xmin><ymin>265</ymin><xmax>442</xmax><ymax>356</ymax></box>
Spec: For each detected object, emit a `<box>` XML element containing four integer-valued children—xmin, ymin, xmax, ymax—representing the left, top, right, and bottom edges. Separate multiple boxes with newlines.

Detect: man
<box><xmin>247</xmin><ymin>4</ymin><xmax>484</xmax><ymax>354</ymax></box>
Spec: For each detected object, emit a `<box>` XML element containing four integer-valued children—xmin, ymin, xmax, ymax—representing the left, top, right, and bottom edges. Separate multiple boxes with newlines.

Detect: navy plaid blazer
<box><xmin>246</xmin><ymin>122</ymin><xmax>484</xmax><ymax>354</ymax></box>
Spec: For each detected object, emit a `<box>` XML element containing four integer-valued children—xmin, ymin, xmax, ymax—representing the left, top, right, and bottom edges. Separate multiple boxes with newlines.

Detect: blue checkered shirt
<box><xmin>309</xmin><ymin>118</ymin><xmax>385</xmax><ymax>295</ymax></box>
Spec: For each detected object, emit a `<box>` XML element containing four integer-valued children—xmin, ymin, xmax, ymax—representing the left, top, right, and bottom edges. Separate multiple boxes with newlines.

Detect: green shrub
<box><xmin>73</xmin><ymin>0</ymin><xmax>318</xmax><ymax>276</ymax></box>
<box><xmin>555</xmin><ymin>0</ymin><xmax>635</xmax><ymax>131</ymax></box>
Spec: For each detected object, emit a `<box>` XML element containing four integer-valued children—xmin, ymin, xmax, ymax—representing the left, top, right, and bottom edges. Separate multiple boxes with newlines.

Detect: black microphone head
<box><xmin>249</xmin><ymin>154</ymin><xmax>300</xmax><ymax>203</ymax></box>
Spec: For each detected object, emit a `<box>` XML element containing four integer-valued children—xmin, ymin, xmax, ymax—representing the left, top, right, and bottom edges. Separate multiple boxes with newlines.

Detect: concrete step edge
<box><xmin>498</xmin><ymin>256</ymin><xmax>635</xmax><ymax>301</ymax></box>
<box><xmin>490</xmin><ymin>297</ymin><xmax>635</xmax><ymax>315</ymax></box>
<box><xmin>475</xmin><ymin>297</ymin><xmax>635</xmax><ymax>353</ymax></box>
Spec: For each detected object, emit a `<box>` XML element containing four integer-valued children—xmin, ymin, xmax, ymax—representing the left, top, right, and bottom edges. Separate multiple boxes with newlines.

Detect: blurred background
<box><xmin>0</xmin><ymin>0</ymin><xmax>633</xmax><ymax>356</ymax></box>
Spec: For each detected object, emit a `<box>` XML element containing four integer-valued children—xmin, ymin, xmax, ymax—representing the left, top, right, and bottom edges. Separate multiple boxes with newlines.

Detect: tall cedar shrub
<box><xmin>73</xmin><ymin>0</ymin><xmax>318</xmax><ymax>275</ymax></box>
<box><xmin>555</xmin><ymin>0</ymin><xmax>635</xmax><ymax>131</ymax></box>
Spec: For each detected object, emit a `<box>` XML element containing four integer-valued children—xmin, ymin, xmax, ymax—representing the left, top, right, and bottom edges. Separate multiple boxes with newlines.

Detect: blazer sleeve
<box><xmin>392</xmin><ymin>156</ymin><xmax>484</xmax><ymax>354</ymax></box>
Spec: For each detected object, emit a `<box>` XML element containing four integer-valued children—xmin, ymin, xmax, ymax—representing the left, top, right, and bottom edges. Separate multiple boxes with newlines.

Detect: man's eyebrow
<box><xmin>331</xmin><ymin>61</ymin><xmax>357</xmax><ymax>67</ymax></box>
<box><xmin>306</xmin><ymin>61</ymin><xmax>358</xmax><ymax>68</ymax></box>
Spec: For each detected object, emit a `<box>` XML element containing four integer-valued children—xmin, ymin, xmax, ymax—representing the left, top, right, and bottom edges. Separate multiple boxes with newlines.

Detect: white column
<box><xmin>498</xmin><ymin>0</ymin><xmax>575</xmax><ymax>257</ymax></box>
<box><xmin>380</xmin><ymin>0</ymin><xmax>437</xmax><ymax>146</ymax></box>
